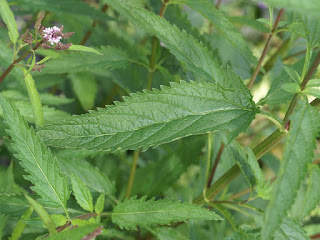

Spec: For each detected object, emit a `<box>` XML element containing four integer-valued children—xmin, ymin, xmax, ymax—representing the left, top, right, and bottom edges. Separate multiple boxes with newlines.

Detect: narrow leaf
<box><xmin>95</xmin><ymin>194</ymin><xmax>105</xmax><ymax>215</ymax></box>
<box><xmin>297</xmin><ymin>166</ymin><xmax>320</xmax><ymax>220</ymax></box>
<box><xmin>69</xmin><ymin>72</ymin><xmax>97</xmax><ymax>111</ymax></box>
<box><xmin>68</xmin><ymin>45</ymin><xmax>103</xmax><ymax>55</ymax></box>
<box><xmin>57</xmin><ymin>155</ymin><xmax>114</xmax><ymax>195</ymax></box>
<box><xmin>23</xmin><ymin>70</ymin><xmax>44</xmax><ymax>128</ymax></box>
<box><xmin>9</xmin><ymin>207</ymin><xmax>33</xmax><ymax>240</ymax></box>
<box><xmin>172</xmin><ymin>0</ymin><xmax>256</xmax><ymax>65</ymax></box>
<box><xmin>112</xmin><ymin>197</ymin><xmax>222</xmax><ymax>230</ymax></box>
<box><xmin>262</xmin><ymin>99</ymin><xmax>320</xmax><ymax>240</ymax></box>
<box><xmin>0</xmin><ymin>0</ymin><xmax>19</xmax><ymax>44</ymax></box>
<box><xmin>104</xmin><ymin>0</ymin><xmax>222</xmax><ymax>83</ymax></box>
<box><xmin>0</xmin><ymin>94</ymin><xmax>70</xmax><ymax>212</ymax></box>
<box><xmin>25</xmin><ymin>195</ymin><xmax>56</xmax><ymax>234</ymax></box>
<box><xmin>71</xmin><ymin>174</ymin><xmax>94</xmax><ymax>212</ymax></box>
<box><xmin>38</xmin><ymin>81</ymin><xmax>257</xmax><ymax>151</ymax></box>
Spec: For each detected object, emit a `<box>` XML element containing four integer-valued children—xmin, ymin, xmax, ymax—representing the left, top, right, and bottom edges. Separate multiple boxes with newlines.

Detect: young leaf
<box><xmin>23</xmin><ymin>70</ymin><xmax>44</xmax><ymax>128</ymax></box>
<box><xmin>57</xmin><ymin>156</ymin><xmax>114</xmax><ymax>196</ymax></box>
<box><xmin>46</xmin><ymin>224</ymin><xmax>102</xmax><ymax>240</ymax></box>
<box><xmin>71</xmin><ymin>174</ymin><xmax>94</xmax><ymax>212</ymax></box>
<box><xmin>95</xmin><ymin>194</ymin><xmax>105</xmax><ymax>215</ymax></box>
<box><xmin>9</xmin><ymin>207</ymin><xmax>33</xmax><ymax>240</ymax></box>
<box><xmin>0</xmin><ymin>0</ymin><xmax>19</xmax><ymax>44</ymax></box>
<box><xmin>262</xmin><ymin>99</ymin><xmax>320</xmax><ymax>240</ymax></box>
<box><xmin>38</xmin><ymin>81</ymin><xmax>257</xmax><ymax>151</ymax></box>
<box><xmin>39</xmin><ymin>46</ymin><xmax>130</xmax><ymax>74</ymax></box>
<box><xmin>68</xmin><ymin>45</ymin><xmax>103</xmax><ymax>55</ymax></box>
<box><xmin>104</xmin><ymin>0</ymin><xmax>222</xmax><ymax>83</ymax></box>
<box><xmin>112</xmin><ymin>197</ymin><xmax>222</xmax><ymax>230</ymax></box>
<box><xmin>172</xmin><ymin>0</ymin><xmax>256</xmax><ymax>66</ymax></box>
<box><xmin>0</xmin><ymin>94</ymin><xmax>70</xmax><ymax>213</ymax></box>
<box><xmin>25</xmin><ymin>195</ymin><xmax>56</xmax><ymax>234</ymax></box>
<box><xmin>69</xmin><ymin>72</ymin><xmax>97</xmax><ymax>111</ymax></box>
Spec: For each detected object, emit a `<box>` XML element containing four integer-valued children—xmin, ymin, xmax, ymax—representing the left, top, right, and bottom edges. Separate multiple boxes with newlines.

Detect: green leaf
<box><xmin>0</xmin><ymin>0</ymin><xmax>19</xmax><ymax>44</ymax></box>
<box><xmin>17</xmin><ymin>0</ymin><xmax>113</xmax><ymax>21</ymax></box>
<box><xmin>0</xmin><ymin>194</ymin><xmax>30</xmax><ymax>217</ymax></box>
<box><xmin>46</xmin><ymin>224</ymin><xmax>102</xmax><ymax>240</ymax></box>
<box><xmin>171</xmin><ymin>0</ymin><xmax>256</xmax><ymax>66</ymax></box>
<box><xmin>246</xmin><ymin>147</ymin><xmax>272</xmax><ymax>200</ymax></box>
<box><xmin>38</xmin><ymin>46</ymin><xmax>130</xmax><ymax>74</ymax></box>
<box><xmin>0</xmin><ymin>214</ymin><xmax>8</xmax><ymax>239</ymax></box>
<box><xmin>283</xmin><ymin>66</ymin><xmax>301</xmax><ymax>84</ymax></box>
<box><xmin>25</xmin><ymin>195</ymin><xmax>57</xmax><ymax>234</ymax></box>
<box><xmin>104</xmin><ymin>0</ymin><xmax>222</xmax><ymax>83</ymax></box>
<box><xmin>274</xmin><ymin>218</ymin><xmax>309</xmax><ymax>240</ymax></box>
<box><xmin>289</xmin><ymin>16</ymin><xmax>320</xmax><ymax>48</ymax></box>
<box><xmin>71</xmin><ymin>174</ymin><xmax>94</xmax><ymax>212</ymax></box>
<box><xmin>291</xmin><ymin>165</ymin><xmax>320</xmax><ymax>220</ymax></box>
<box><xmin>95</xmin><ymin>194</ymin><xmax>105</xmax><ymax>215</ymax></box>
<box><xmin>2</xmin><ymin>90</ymin><xmax>74</xmax><ymax>106</ymax></box>
<box><xmin>112</xmin><ymin>197</ymin><xmax>222</xmax><ymax>230</ymax></box>
<box><xmin>0</xmin><ymin>162</ymin><xmax>22</xmax><ymax>194</ymax></box>
<box><xmin>68</xmin><ymin>45</ymin><xmax>103</xmax><ymax>55</ymax></box>
<box><xmin>23</xmin><ymin>70</ymin><xmax>44</xmax><ymax>128</ymax></box>
<box><xmin>9</xmin><ymin>207</ymin><xmax>33</xmax><ymax>240</ymax></box>
<box><xmin>262</xmin><ymin>99</ymin><xmax>320</xmax><ymax>240</ymax></box>
<box><xmin>303</xmin><ymin>87</ymin><xmax>320</xmax><ymax>99</ymax></box>
<box><xmin>149</xmin><ymin>227</ymin><xmax>188</xmax><ymax>240</ymax></box>
<box><xmin>0</xmin><ymin>94</ymin><xmax>70</xmax><ymax>213</ymax></box>
<box><xmin>57</xmin><ymin>155</ymin><xmax>114</xmax><ymax>195</ymax></box>
<box><xmin>38</xmin><ymin>81</ymin><xmax>257</xmax><ymax>151</ymax></box>
<box><xmin>69</xmin><ymin>72</ymin><xmax>97</xmax><ymax>111</ymax></box>
<box><xmin>255</xmin><ymin>0</ymin><xmax>320</xmax><ymax>15</ymax></box>
<box><xmin>281</xmin><ymin>83</ymin><xmax>301</xmax><ymax>94</ymax></box>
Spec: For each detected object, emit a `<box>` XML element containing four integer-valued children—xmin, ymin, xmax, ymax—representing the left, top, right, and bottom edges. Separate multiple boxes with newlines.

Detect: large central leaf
<box><xmin>38</xmin><ymin>81</ymin><xmax>257</xmax><ymax>152</ymax></box>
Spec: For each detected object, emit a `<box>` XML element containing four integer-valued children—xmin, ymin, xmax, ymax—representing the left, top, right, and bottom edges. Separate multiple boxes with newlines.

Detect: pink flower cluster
<box><xmin>42</xmin><ymin>26</ymin><xmax>62</xmax><ymax>45</ymax></box>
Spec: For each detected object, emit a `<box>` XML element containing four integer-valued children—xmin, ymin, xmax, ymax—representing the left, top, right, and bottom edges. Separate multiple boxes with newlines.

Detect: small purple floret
<box><xmin>43</xmin><ymin>26</ymin><xmax>62</xmax><ymax>45</ymax></box>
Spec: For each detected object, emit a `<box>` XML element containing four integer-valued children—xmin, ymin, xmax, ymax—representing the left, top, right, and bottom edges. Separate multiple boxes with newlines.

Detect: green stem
<box><xmin>125</xmin><ymin>149</ymin><xmax>140</xmax><ymax>199</ymax></box>
<box><xmin>204</xmin><ymin>133</ymin><xmax>212</xmax><ymax>188</ymax></box>
<box><xmin>193</xmin><ymin>50</ymin><xmax>320</xmax><ymax>206</ymax></box>
<box><xmin>146</xmin><ymin>0</ymin><xmax>168</xmax><ymax>90</ymax></box>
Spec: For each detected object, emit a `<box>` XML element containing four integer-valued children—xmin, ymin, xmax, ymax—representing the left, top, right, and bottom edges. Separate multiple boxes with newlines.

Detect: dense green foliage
<box><xmin>0</xmin><ymin>0</ymin><xmax>319</xmax><ymax>239</ymax></box>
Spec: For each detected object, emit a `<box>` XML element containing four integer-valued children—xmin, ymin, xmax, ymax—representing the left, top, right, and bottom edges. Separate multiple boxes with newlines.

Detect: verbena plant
<box><xmin>0</xmin><ymin>0</ymin><xmax>319</xmax><ymax>239</ymax></box>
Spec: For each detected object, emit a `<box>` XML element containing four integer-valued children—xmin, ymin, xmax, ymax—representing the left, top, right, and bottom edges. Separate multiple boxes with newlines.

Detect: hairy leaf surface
<box><xmin>38</xmin><ymin>81</ymin><xmax>257</xmax><ymax>151</ymax></box>
<box><xmin>0</xmin><ymin>95</ymin><xmax>70</xmax><ymax>210</ymax></box>
<box><xmin>112</xmin><ymin>197</ymin><xmax>222</xmax><ymax>230</ymax></box>
<box><xmin>262</xmin><ymin>99</ymin><xmax>320</xmax><ymax>240</ymax></box>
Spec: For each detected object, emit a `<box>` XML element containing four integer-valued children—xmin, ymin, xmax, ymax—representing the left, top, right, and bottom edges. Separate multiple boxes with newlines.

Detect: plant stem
<box><xmin>80</xmin><ymin>4</ymin><xmax>109</xmax><ymax>45</ymax></box>
<box><xmin>247</xmin><ymin>8</ymin><xmax>284</xmax><ymax>90</ymax></box>
<box><xmin>206</xmin><ymin>143</ymin><xmax>225</xmax><ymax>188</ymax></box>
<box><xmin>125</xmin><ymin>149</ymin><xmax>140</xmax><ymax>198</ymax></box>
<box><xmin>125</xmin><ymin>1</ymin><xmax>169</xmax><ymax>199</ymax></box>
<box><xmin>0</xmin><ymin>40</ymin><xmax>43</xmax><ymax>83</ymax></box>
<box><xmin>283</xmin><ymin>50</ymin><xmax>320</xmax><ymax>125</ymax></box>
<box><xmin>146</xmin><ymin>0</ymin><xmax>168</xmax><ymax>90</ymax></box>
<box><xmin>204</xmin><ymin>133</ymin><xmax>213</xmax><ymax>189</ymax></box>
<box><xmin>193</xmin><ymin>49</ymin><xmax>320</xmax><ymax>206</ymax></box>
